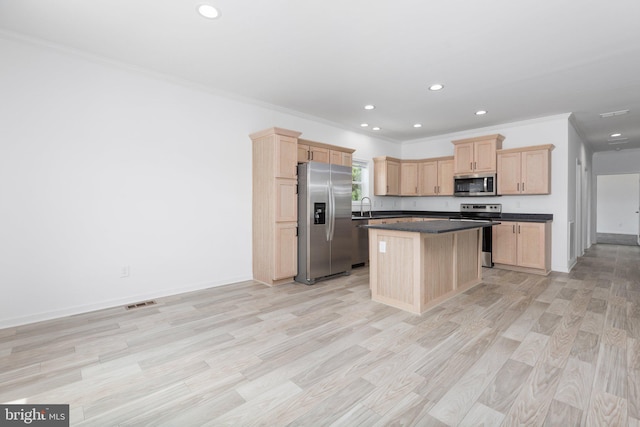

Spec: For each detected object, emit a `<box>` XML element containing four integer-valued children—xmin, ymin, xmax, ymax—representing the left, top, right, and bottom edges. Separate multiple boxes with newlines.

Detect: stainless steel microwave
<box><xmin>454</xmin><ymin>173</ymin><xmax>497</xmax><ymax>196</ymax></box>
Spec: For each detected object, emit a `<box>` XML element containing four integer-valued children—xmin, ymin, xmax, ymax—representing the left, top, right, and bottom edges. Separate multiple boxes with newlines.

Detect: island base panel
<box><xmin>369</xmin><ymin>228</ymin><xmax>483</xmax><ymax>315</ymax></box>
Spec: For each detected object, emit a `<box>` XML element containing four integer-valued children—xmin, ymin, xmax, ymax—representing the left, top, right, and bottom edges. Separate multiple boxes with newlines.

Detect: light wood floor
<box><xmin>1</xmin><ymin>243</ymin><xmax>639</xmax><ymax>426</ymax></box>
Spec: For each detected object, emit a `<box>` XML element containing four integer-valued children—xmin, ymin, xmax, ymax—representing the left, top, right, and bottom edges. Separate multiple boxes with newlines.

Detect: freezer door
<box><xmin>305</xmin><ymin>162</ymin><xmax>332</xmax><ymax>280</ymax></box>
<box><xmin>329</xmin><ymin>164</ymin><xmax>353</xmax><ymax>275</ymax></box>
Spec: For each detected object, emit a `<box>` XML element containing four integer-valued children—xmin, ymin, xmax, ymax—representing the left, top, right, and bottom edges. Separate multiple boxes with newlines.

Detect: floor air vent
<box><xmin>125</xmin><ymin>300</ymin><xmax>157</xmax><ymax>310</ymax></box>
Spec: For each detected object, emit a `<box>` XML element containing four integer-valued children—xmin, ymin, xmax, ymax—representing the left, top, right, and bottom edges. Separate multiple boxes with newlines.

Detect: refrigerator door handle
<box><xmin>329</xmin><ymin>183</ymin><xmax>336</xmax><ymax>241</ymax></box>
<box><xmin>325</xmin><ymin>184</ymin><xmax>331</xmax><ymax>241</ymax></box>
<box><xmin>327</xmin><ymin>181</ymin><xmax>336</xmax><ymax>242</ymax></box>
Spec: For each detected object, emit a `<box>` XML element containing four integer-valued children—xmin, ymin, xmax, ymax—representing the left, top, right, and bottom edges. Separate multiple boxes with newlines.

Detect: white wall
<box><xmin>400</xmin><ymin>115</ymin><xmax>572</xmax><ymax>273</ymax></box>
<box><xmin>0</xmin><ymin>35</ymin><xmax>398</xmax><ymax>328</ymax></box>
<box><xmin>596</xmin><ymin>174</ymin><xmax>640</xmax><ymax>234</ymax></box>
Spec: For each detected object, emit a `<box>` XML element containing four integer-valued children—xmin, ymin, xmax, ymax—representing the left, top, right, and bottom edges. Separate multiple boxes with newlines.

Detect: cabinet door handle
<box><xmin>522</xmin><ymin>182</ymin><xmax>525</xmax><ymax>191</ymax></box>
<box><xmin>434</xmin><ymin>186</ymin><xmax>437</xmax><ymax>194</ymax></box>
<box><xmin>470</xmin><ymin>162</ymin><xmax>473</xmax><ymax>170</ymax></box>
<box><xmin>387</xmin><ymin>185</ymin><xmax>389</xmax><ymax>193</ymax></box>
<box><xmin>310</xmin><ymin>151</ymin><xmax>314</xmax><ymax>160</ymax></box>
<box><xmin>512</xmin><ymin>225</ymin><xmax>515</xmax><ymax>233</ymax></box>
<box><xmin>474</xmin><ymin>161</ymin><xmax>477</xmax><ymax>170</ymax></box>
<box><xmin>307</xmin><ymin>150</ymin><xmax>310</xmax><ymax>161</ymax></box>
<box><xmin>517</xmin><ymin>182</ymin><xmax>519</xmax><ymax>191</ymax></box>
<box><xmin>518</xmin><ymin>225</ymin><xmax>521</xmax><ymax>234</ymax></box>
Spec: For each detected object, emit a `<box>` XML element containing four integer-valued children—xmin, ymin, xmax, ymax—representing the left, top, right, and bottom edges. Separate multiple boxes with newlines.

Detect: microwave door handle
<box><xmin>483</xmin><ymin>177</ymin><xmax>489</xmax><ymax>193</ymax></box>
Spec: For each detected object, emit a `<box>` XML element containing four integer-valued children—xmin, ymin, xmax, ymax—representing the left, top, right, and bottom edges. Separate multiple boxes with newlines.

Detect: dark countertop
<box><xmin>352</xmin><ymin>210</ymin><xmax>552</xmax><ymax>223</ymax></box>
<box><xmin>362</xmin><ymin>219</ymin><xmax>497</xmax><ymax>234</ymax></box>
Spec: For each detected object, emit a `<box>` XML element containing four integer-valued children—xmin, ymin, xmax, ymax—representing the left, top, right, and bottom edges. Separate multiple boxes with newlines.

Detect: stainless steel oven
<box><xmin>454</xmin><ymin>173</ymin><xmax>497</xmax><ymax>196</ymax></box>
<box><xmin>450</xmin><ymin>203</ymin><xmax>502</xmax><ymax>267</ymax></box>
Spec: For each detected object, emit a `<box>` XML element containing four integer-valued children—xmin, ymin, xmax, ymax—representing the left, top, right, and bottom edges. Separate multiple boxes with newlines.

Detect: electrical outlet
<box><xmin>379</xmin><ymin>241</ymin><xmax>386</xmax><ymax>253</ymax></box>
<box><xmin>120</xmin><ymin>266</ymin><xmax>130</xmax><ymax>278</ymax></box>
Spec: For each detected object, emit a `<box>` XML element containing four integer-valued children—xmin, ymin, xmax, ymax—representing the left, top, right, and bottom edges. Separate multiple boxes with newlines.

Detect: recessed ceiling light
<box><xmin>413</xmin><ymin>124</ymin><xmax>422</xmax><ymax>128</ymax></box>
<box><xmin>475</xmin><ymin>110</ymin><xmax>487</xmax><ymax>116</ymax></box>
<box><xmin>197</xmin><ymin>4</ymin><xmax>220</xmax><ymax>19</ymax></box>
<box><xmin>364</xmin><ymin>105</ymin><xmax>375</xmax><ymax>110</ymax></box>
<box><xmin>610</xmin><ymin>133</ymin><xmax>622</xmax><ymax>138</ymax></box>
<box><xmin>372</xmin><ymin>127</ymin><xmax>381</xmax><ymax>131</ymax></box>
<box><xmin>429</xmin><ymin>84</ymin><xmax>444</xmax><ymax>91</ymax></box>
<box><xmin>360</xmin><ymin>123</ymin><xmax>369</xmax><ymax>127</ymax></box>
<box><xmin>600</xmin><ymin>109</ymin><xmax>629</xmax><ymax>118</ymax></box>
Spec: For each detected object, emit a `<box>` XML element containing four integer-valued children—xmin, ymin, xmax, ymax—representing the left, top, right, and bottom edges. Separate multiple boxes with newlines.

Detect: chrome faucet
<box><xmin>360</xmin><ymin>197</ymin><xmax>372</xmax><ymax>218</ymax></box>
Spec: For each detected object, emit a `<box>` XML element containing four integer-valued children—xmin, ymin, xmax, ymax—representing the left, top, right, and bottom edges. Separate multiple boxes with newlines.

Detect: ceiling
<box><xmin>1</xmin><ymin>0</ymin><xmax>640</xmax><ymax>152</ymax></box>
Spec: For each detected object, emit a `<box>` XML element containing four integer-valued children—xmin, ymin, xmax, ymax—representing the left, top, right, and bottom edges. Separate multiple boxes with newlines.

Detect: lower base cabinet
<box><xmin>275</xmin><ymin>222</ymin><xmax>298</xmax><ymax>281</ymax></box>
<box><xmin>492</xmin><ymin>221</ymin><xmax>551</xmax><ymax>275</ymax></box>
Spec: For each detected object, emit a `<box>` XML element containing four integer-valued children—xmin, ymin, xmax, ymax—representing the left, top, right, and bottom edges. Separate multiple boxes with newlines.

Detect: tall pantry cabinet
<box><xmin>250</xmin><ymin>127</ymin><xmax>301</xmax><ymax>285</ymax></box>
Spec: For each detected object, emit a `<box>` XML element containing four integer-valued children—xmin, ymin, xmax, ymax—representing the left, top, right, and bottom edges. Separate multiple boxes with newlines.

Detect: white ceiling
<box><xmin>1</xmin><ymin>0</ymin><xmax>640</xmax><ymax>151</ymax></box>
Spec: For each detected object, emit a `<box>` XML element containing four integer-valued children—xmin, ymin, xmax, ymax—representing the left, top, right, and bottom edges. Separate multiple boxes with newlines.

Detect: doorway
<box><xmin>596</xmin><ymin>173</ymin><xmax>640</xmax><ymax>245</ymax></box>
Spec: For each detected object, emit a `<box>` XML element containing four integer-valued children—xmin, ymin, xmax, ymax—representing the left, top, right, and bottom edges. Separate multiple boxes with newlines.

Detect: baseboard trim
<box><xmin>0</xmin><ymin>275</ymin><xmax>253</xmax><ymax>329</ymax></box>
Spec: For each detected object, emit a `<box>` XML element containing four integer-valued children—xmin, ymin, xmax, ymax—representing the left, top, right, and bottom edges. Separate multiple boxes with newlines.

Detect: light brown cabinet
<box><xmin>251</xmin><ymin>127</ymin><xmax>301</xmax><ymax>285</ymax></box>
<box><xmin>275</xmin><ymin>178</ymin><xmax>297</xmax><ymax>222</ymax></box>
<box><xmin>400</xmin><ymin>161</ymin><xmax>419</xmax><ymax>196</ymax></box>
<box><xmin>452</xmin><ymin>134</ymin><xmax>504</xmax><ymax>175</ymax></box>
<box><xmin>492</xmin><ymin>221</ymin><xmax>551</xmax><ymax>275</ymax></box>
<box><xmin>497</xmin><ymin>145</ymin><xmax>554</xmax><ymax>195</ymax></box>
<box><xmin>375</xmin><ymin>156</ymin><xmax>453</xmax><ymax>197</ymax></box>
<box><xmin>418</xmin><ymin>156</ymin><xmax>454</xmax><ymax>196</ymax></box>
<box><xmin>330</xmin><ymin>149</ymin><xmax>352</xmax><ymax>166</ymax></box>
<box><xmin>274</xmin><ymin>222</ymin><xmax>298</xmax><ymax>280</ymax></box>
<box><xmin>298</xmin><ymin>143</ymin><xmax>329</xmax><ymax>163</ymax></box>
<box><xmin>298</xmin><ymin>139</ymin><xmax>353</xmax><ymax>167</ymax></box>
<box><xmin>373</xmin><ymin>156</ymin><xmax>401</xmax><ymax>196</ymax></box>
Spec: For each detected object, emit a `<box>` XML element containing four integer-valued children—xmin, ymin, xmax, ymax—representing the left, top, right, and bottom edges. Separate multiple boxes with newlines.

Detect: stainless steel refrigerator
<box><xmin>296</xmin><ymin>162</ymin><xmax>352</xmax><ymax>284</ymax></box>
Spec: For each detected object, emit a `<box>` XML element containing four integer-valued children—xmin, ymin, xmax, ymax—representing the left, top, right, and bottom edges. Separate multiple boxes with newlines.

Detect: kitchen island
<box><xmin>365</xmin><ymin>220</ymin><xmax>496</xmax><ymax>314</ymax></box>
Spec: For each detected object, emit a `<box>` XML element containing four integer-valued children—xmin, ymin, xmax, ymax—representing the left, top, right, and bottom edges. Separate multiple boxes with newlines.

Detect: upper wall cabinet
<box><xmin>452</xmin><ymin>134</ymin><xmax>504</xmax><ymax>175</ymax></box>
<box><xmin>374</xmin><ymin>156</ymin><xmax>454</xmax><ymax>197</ymax></box>
<box><xmin>298</xmin><ymin>142</ymin><xmax>329</xmax><ymax>163</ymax></box>
<box><xmin>418</xmin><ymin>156</ymin><xmax>454</xmax><ymax>196</ymax></box>
<box><xmin>373</xmin><ymin>156</ymin><xmax>401</xmax><ymax>196</ymax></box>
<box><xmin>330</xmin><ymin>149</ymin><xmax>352</xmax><ymax>167</ymax></box>
<box><xmin>298</xmin><ymin>139</ymin><xmax>354</xmax><ymax>167</ymax></box>
<box><xmin>400</xmin><ymin>161</ymin><xmax>419</xmax><ymax>196</ymax></box>
<box><xmin>497</xmin><ymin>144</ymin><xmax>554</xmax><ymax>195</ymax></box>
